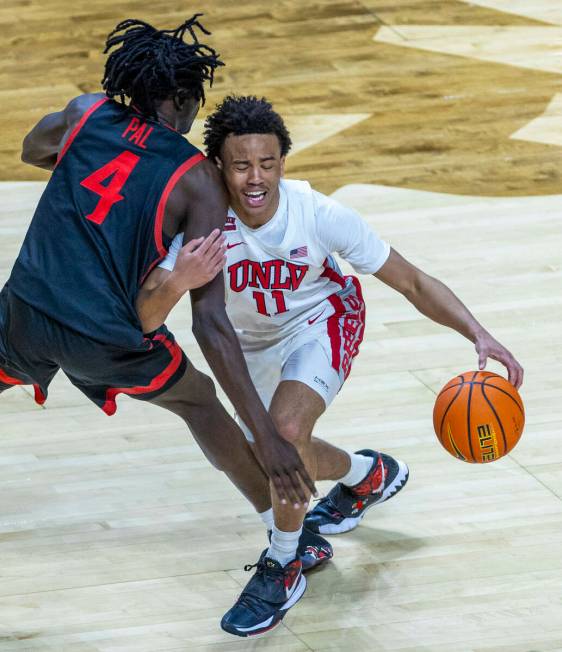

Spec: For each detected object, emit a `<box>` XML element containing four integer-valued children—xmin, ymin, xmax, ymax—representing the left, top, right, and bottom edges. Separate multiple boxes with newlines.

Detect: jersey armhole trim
<box><xmin>153</xmin><ymin>151</ymin><xmax>206</xmax><ymax>257</ymax></box>
<box><xmin>56</xmin><ymin>96</ymin><xmax>109</xmax><ymax>167</ymax></box>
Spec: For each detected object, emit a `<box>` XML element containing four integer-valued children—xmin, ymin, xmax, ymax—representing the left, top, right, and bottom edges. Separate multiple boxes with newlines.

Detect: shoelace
<box><xmin>312</xmin><ymin>482</ymin><xmax>344</xmax><ymax>505</ymax></box>
<box><xmin>312</xmin><ymin>491</ymin><xmax>345</xmax><ymax>519</ymax></box>
<box><xmin>237</xmin><ymin>558</ymin><xmax>283</xmax><ymax>614</ymax></box>
<box><xmin>243</xmin><ymin>558</ymin><xmax>282</xmax><ymax>578</ymax></box>
<box><xmin>244</xmin><ymin>561</ymin><xmax>259</xmax><ymax>572</ymax></box>
<box><xmin>236</xmin><ymin>592</ymin><xmax>270</xmax><ymax>616</ymax></box>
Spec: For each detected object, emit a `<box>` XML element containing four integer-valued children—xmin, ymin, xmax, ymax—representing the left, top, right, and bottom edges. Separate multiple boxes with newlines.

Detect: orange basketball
<box><xmin>433</xmin><ymin>371</ymin><xmax>524</xmax><ymax>463</ymax></box>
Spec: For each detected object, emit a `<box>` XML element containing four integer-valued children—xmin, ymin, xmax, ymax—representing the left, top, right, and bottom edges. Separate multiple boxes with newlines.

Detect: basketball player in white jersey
<box><xmin>137</xmin><ymin>96</ymin><xmax>524</xmax><ymax>637</ymax></box>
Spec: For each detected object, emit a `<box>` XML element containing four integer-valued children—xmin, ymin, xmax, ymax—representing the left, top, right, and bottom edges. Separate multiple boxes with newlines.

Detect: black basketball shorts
<box><xmin>0</xmin><ymin>285</ymin><xmax>187</xmax><ymax>415</ymax></box>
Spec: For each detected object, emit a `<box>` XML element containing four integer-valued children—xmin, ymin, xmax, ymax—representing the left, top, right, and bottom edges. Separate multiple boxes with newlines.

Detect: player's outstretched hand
<box><xmin>172</xmin><ymin>229</ymin><xmax>226</xmax><ymax>292</ymax></box>
<box><xmin>475</xmin><ymin>331</ymin><xmax>524</xmax><ymax>389</ymax></box>
<box><xmin>256</xmin><ymin>435</ymin><xmax>318</xmax><ymax>508</ymax></box>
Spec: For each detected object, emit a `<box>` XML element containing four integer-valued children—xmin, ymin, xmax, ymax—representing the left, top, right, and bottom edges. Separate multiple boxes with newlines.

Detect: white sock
<box><xmin>258</xmin><ymin>507</ymin><xmax>275</xmax><ymax>531</ymax></box>
<box><xmin>338</xmin><ymin>452</ymin><xmax>373</xmax><ymax>487</ymax></box>
<box><xmin>267</xmin><ymin>525</ymin><xmax>302</xmax><ymax>567</ymax></box>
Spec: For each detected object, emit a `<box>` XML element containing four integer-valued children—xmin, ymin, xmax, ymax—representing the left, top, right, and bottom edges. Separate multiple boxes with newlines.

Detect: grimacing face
<box><xmin>216</xmin><ymin>133</ymin><xmax>285</xmax><ymax>227</ymax></box>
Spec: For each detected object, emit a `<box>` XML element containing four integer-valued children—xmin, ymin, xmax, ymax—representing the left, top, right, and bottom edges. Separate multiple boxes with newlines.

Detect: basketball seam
<box><xmin>438</xmin><ymin>383</ymin><xmax>466</xmax><ymax>446</ymax></box>
<box><xmin>437</xmin><ymin>373</ymin><xmax>505</xmax><ymax>396</ymax></box>
<box><xmin>466</xmin><ymin>372</ymin><xmax>478</xmax><ymax>461</ymax></box>
<box><xmin>480</xmin><ymin>382</ymin><xmax>508</xmax><ymax>458</ymax></box>
<box><xmin>482</xmin><ymin>381</ymin><xmax>524</xmax><ymax>415</ymax></box>
<box><xmin>437</xmin><ymin>382</ymin><xmax>463</xmax><ymax>395</ymax></box>
<box><xmin>436</xmin><ymin>373</ymin><xmax>464</xmax><ymax>397</ymax></box>
<box><xmin>477</xmin><ymin>372</ymin><xmax>502</xmax><ymax>381</ymax></box>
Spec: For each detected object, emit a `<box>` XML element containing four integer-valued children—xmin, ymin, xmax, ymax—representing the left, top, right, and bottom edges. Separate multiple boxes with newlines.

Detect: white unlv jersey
<box><xmin>160</xmin><ymin>179</ymin><xmax>390</xmax><ymax>352</ymax></box>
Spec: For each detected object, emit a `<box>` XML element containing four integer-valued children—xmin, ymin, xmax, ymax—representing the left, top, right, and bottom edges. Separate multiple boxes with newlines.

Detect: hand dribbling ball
<box><xmin>433</xmin><ymin>371</ymin><xmax>524</xmax><ymax>463</ymax></box>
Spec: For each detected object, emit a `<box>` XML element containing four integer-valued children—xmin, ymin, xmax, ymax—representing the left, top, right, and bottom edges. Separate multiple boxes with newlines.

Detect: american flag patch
<box><xmin>290</xmin><ymin>246</ymin><xmax>308</xmax><ymax>259</ymax></box>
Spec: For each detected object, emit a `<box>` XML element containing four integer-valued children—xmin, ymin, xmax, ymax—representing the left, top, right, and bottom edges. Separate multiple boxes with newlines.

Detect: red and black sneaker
<box><xmin>221</xmin><ymin>550</ymin><xmax>306</xmax><ymax>637</ymax></box>
<box><xmin>266</xmin><ymin>527</ymin><xmax>333</xmax><ymax>571</ymax></box>
<box><xmin>297</xmin><ymin>527</ymin><xmax>333</xmax><ymax>571</ymax></box>
<box><xmin>304</xmin><ymin>450</ymin><xmax>409</xmax><ymax>535</ymax></box>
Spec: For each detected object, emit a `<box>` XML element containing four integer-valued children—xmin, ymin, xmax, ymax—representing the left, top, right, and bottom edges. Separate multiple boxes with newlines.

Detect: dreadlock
<box><xmin>204</xmin><ymin>95</ymin><xmax>292</xmax><ymax>162</ymax></box>
<box><xmin>102</xmin><ymin>15</ymin><xmax>224</xmax><ymax>118</ymax></box>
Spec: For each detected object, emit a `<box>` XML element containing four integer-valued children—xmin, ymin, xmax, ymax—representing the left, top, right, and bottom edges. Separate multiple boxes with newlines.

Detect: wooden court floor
<box><xmin>1</xmin><ymin>1</ymin><xmax>562</xmax><ymax>650</ymax></box>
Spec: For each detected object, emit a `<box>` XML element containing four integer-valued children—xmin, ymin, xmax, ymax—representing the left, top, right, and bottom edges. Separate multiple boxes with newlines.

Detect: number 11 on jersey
<box><xmin>252</xmin><ymin>290</ymin><xmax>288</xmax><ymax>316</ymax></box>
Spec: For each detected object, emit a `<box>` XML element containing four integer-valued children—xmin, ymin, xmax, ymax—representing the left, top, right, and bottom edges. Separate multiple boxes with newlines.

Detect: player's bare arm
<box><xmin>164</xmin><ymin>160</ymin><xmax>316</xmax><ymax>505</ymax></box>
<box><xmin>137</xmin><ymin>230</ymin><xmax>226</xmax><ymax>333</ymax></box>
<box><xmin>21</xmin><ymin>93</ymin><xmax>105</xmax><ymax>171</ymax></box>
<box><xmin>374</xmin><ymin>247</ymin><xmax>524</xmax><ymax>388</ymax></box>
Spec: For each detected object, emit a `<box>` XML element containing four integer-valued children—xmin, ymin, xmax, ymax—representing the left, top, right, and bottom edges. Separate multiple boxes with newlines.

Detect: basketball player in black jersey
<box><xmin>0</xmin><ymin>18</ymin><xmax>316</xmax><ymax>536</ymax></box>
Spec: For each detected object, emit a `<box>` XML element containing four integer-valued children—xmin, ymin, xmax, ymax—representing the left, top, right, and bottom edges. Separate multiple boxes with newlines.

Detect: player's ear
<box><xmin>173</xmin><ymin>89</ymin><xmax>194</xmax><ymax>111</ymax></box>
<box><xmin>215</xmin><ymin>156</ymin><xmax>223</xmax><ymax>170</ymax></box>
<box><xmin>172</xmin><ymin>91</ymin><xmax>185</xmax><ymax>111</ymax></box>
<box><xmin>280</xmin><ymin>156</ymin><xmax>286</xmax><ymax>177</ymax></box>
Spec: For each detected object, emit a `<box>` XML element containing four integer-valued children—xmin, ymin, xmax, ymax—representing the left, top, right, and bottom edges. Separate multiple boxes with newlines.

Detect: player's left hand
<box><xmin>171</xmin><ymin>229</ymin><xmax>226</xmax><ymax>292</ymax></box>
<box><xmin>474</xmin><ymin>331</ymin><xmax>524</xmax><ymax>389</ymax></box>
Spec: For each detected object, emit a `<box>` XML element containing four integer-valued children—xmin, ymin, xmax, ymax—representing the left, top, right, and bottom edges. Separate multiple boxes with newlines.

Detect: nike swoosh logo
<box><xmin>285</xmin><ymin>571</ymin><xmax>301</xmax><ymax>600</ymax></box>
<box><xmin>447</xmin><ymin>423</ymin><xmax>467</xmax><ymax>461</ymax></box>
<box><xmin>226</xmin><ymin>242</ymin><xmax>244</xmax><ymax>250</ymax></box>
<box><xmin>308</xmin><ymin>309</ymin><xmax>326</xmax><ymax>325</ymax></box>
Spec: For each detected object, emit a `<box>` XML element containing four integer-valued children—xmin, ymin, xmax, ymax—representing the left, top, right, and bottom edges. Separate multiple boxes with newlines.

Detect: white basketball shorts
<box><xmin>237</xmin><ymin>278</ymin><xmax>366</xmax><ymax>442</ymax></box>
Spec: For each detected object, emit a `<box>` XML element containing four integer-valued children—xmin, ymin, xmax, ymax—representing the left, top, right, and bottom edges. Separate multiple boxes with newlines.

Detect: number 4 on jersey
<box><xmin>80</xmin><ymin>151</ymin><xmax>140</xmax><ymax>225</ymax></box>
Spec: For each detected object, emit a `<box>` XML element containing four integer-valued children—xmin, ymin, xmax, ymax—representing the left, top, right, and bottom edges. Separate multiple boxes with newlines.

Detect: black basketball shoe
<box><xmin>266</xmin><ymin>526</ymin><xmax>333</xmax><ymax>571</ymax></box>
<box><xmin>297</xmin><ymin>527</ymin><xmax>333</xmax><ymax>570</ymax></box>
<box><xmin>304</xmin><ymin>450</ymin><xmax>409</xmax><ymax>535</ymax></box>
<box><xmin>221</xmin><ymin>550</ymin><xmax>306</xmax><ymax>637</ymax></box>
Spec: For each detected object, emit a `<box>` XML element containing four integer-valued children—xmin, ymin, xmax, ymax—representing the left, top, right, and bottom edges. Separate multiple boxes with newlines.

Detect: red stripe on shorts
<box><xmin>1</xmin><ymin>368</ymin><xmax>47</xmax><ymax>406</ymax></box>
<box><xmin>325</xmin><ymin>276</ymin><xmax>366</xmax><ymax>378</ymax></box>
<box><xmin>326</xmin><ymin>293</ymin><xmax>346</xmax><ymax>372</ymax></box>
<box><xmin>346</xmin><ymin>276</ymin><xmax>366</xmax><ymax>379</ymax></box>
<box><xmin>0</xmin><ymin>368</ymin><xmax>24</xmax><ymax>385</ymax></box>
<box><xmin>33</xmin><ymin>385</ymin><xmax>47</xmax><ymax>405</ymax></box>
<box><xmin>102</xmin><ymin>334</ymin><xmax>183</xmax><ymax>416</ymax></box>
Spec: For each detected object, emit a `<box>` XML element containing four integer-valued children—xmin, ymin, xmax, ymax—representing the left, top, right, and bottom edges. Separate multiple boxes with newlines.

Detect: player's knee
<box><xmin>155</xmin><ymin>369</ymin><xmax>217</xmax><ymax>415</ymax></box>
<box><xmin>276</xmin><ymin>418</ymin><xmax>308</xmax><ymax>447</ymax></box>
<box><xmin>191</xmin><ymin>371</ymin><xmax>217</xmax><ymax>406</ymax></box>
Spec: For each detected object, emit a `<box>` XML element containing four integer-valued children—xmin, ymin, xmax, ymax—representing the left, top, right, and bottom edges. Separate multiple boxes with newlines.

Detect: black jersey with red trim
<box><xmin>9</xmin><ymin>97</ymin><xmax>204</xmax><ymax>350</ymax></box>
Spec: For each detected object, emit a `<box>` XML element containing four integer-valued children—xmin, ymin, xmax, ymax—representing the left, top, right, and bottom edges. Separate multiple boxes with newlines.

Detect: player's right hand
<box><xmin>474</xmin><ymin>331</ymin><xmax>524</xmax><ymax>389</ymax></box>
<box><xmin>171</xmin><ymin>229</ymin><xmax>226</xmax><ymax>292</ymax></box>
<box><xmin>256</xmin><ymin>434</ymin><xmax>318</xmax><ymax>507</ymax></box>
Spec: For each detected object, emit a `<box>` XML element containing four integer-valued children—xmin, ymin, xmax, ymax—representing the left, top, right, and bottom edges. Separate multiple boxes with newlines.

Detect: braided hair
<box><xmin>102</xmin><ymin>15</ymin><xmax>224</xmax><ymax>118</ymax></box>
<box><xmin>204</xmin><ymin>95</ymin><xmax>292</xmax><ymax>162</ymax></box>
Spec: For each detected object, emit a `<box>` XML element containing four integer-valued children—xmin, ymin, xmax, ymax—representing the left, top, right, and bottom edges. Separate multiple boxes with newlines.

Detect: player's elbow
<box><xmin>402</xmin><ymin>270</ymin><xmax>445</xmax><ymax>307</ymax></box>
<box><xmin>401</xmin><ymin>272</ymin><xmax>424</xmax><ymax>301</ymax></box>
<box><xmin>136</xmin><ymin>290</ymin><xmax>162</xmax><ymax>334</ymax></box>
<box><xmin>21</xmin><ymin>135</ymin><xmax>50</xmax><ymax>169</ymax></box>
<box><xmin>192</xmin><ymin>309</ymin><xmax>232</xmax><ymax>349</ymax></box>
<box><xmin>21</xmin><ymin>135</ymin><xmax>37</xmax><ymax>165</ymax></box>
